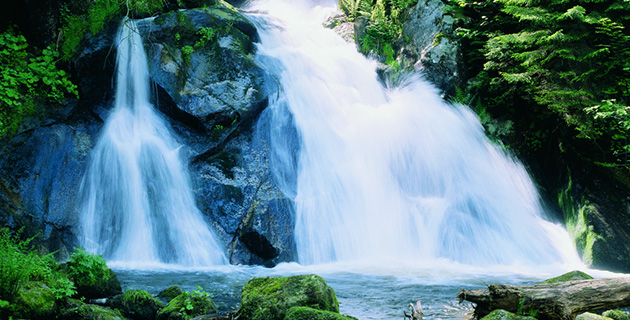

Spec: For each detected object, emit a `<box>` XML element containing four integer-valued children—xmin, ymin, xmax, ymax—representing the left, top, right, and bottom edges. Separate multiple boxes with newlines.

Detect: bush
<box><xmin>65</xmin><ymin>247</ymin><xmax>121</xmax><ymax>299</ymax></box>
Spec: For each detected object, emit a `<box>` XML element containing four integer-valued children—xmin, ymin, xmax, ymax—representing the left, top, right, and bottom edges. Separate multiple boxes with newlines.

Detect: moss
<box><xmin>557</xmin><ymin>178</ymin><xmax>604</xmax><ymax>266</ymax></box>
<box><xmin>110</xmin><ymin>289</ymin><xmax>164</xmax><ymax>320</ymax></box>
<box><xmin>540</xmin><ymin>270</ymin><xmax>593</xmax><ymax>284</ymax></box>
<box><xmin>158</xmin><ymin>286</ymin><xmax>184</xmax><ymax>303</ymax></box>
<box><xmin>239</xmin><ymin>274</ymin><xmax>340</xmax><ymax>320</ymax></box>
<box><xmin>63</xmin><ymin>248</ymin><xmax>122</xmax><ymax>299</ymax></box>
<box><xmin>481</xmin><ymin>309</ymin><xmax>537</xmax><ymax>320</ymax></box>
<box><xmin>60</xmin><ymin>301</ymin><xmax>126</xmax><ymax>320</ymax></box>
<box><xmin>156</xmin><ymin>289</ymin><xmax>217</xmax><ymax>320</ymax></box>
<box><xmin>285</xmin><ymin>306</ymin><xmax>358</xmax><ymax>320</ymax></box>
<box><xmin>11</xmin><ymin>281</ymin><xmax>57</xmax><ymax>319</ymax></box>
<box><xmin>603</xmin><ymin>310</ymin><xmax>630</xmax><ymax>320</ymax></box>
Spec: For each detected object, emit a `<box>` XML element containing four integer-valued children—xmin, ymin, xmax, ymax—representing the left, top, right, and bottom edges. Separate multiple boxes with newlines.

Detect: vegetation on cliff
<box><xmin>447</xmin><ymin>0</ymin><xmax>630</xmax><ymax>166</ymax></box>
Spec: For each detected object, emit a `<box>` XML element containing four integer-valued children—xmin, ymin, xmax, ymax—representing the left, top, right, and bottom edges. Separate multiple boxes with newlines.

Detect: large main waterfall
<box><xmin>78</xmin><ymin>19</ymin><xmax>227</xmax><ymax>267</ymax></box>
<box><xmin>249</xmin><ymin>0</ymin><xmax>582</xmax><ymax>268</ymax></box>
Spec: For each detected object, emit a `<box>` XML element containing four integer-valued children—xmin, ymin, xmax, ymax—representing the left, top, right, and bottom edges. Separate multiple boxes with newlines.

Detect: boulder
<box><xmin>109</xmin><ymin>289</ymin><xmax>165</xmax><ymax>320</ymax></box>
<box><xmin>285</xmin><ymin>306</ymin><xmax>358</xmax><ymax>320</ymax></box>
<box><xmin>603</xmin><ymin>310</ymin><xmax>630</xmax><ymax>320</ymax></box>
<box><xmin>59</xmin><ymin>300</ymin><xmax>126</xmax><ymax>320</ymax></box>
<box><xmin>239</xmin><ymin>274</ymin><xmax>340</xmax><ymax>320</ymax></box>
<box><xmin>156</xmin><ymin>289</ymin><xmax>218</xmax><ymax>320</ymax></box>
<box><xmin>577</xmin><ymin>313</ymin><xmax>614</xmax><ymax>320</ymax></box>
<box><xmin>481</xmin><ymin>309</ymin><xmax>537</xmax><ymax>320</ymax></box>
<box><xmin>158</xmin><ymin>286</ymin><xmax>184</xmax><ymax>304</ymax></box>
<box><xmin>10</xmin><ymin>282</ymin><xmax>57</xmax><ymax>320</ymax></box>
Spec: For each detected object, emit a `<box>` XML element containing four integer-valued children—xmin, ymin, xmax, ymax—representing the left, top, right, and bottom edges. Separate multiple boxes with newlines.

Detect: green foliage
<box><xmin>179</xmin><ymin>286</ymin><xmax>211</xmax><ymax>315</ymax></box>
<box><xmin>0</xmin><ymin>29</ymin><xmax>78</xmax><ymax>139</ymax></box>
<box><xmin>0</xmin><ymin>229</ymin><xmax>39</xmax><ymax>301</ymax></box>
<box><xmin>59</xmin><ymin>0</ymin><xmax>167</xmax><ymax>60</ymax></box>
<box><xmin>182</xmin><ymin>45</ymin><xmax>195</xmax><ymax>64</ymax></box>
<box><xmin>343</xmin><ymin>0</ymin><xmax>417</xmax><ymax>63</ymax></box>
<box><xmin>66</xmin><ymin>247</ymin><xmax>111</xmax><ymax>290</ymax></box>
<box><xmin>0</xmin><ymin>228</ymin><xmax>76</xmax><ymax>305</ymax></box>
<box><xmin>451</xmin><ymin>0</ymin><xmax>630</xmax><ymax>165</ymax></box>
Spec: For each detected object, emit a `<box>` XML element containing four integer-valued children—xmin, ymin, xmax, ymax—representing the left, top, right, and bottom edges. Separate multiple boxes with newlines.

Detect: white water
<box><xmin>248</xmin><ymin>0</ymin><xmax>584</xmax><ymax>269</ymax></box>
<box><xmin>78</xmin><ymin>19</ymin><xmax>227</xmax><ymax>267</ymax></box>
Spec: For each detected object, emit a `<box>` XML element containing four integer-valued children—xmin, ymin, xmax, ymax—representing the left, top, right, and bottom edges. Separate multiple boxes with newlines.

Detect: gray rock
<box><xmin>402</xmin><ymin>0</ymin><xmax>463</xmax><ymax>95</ymax></box>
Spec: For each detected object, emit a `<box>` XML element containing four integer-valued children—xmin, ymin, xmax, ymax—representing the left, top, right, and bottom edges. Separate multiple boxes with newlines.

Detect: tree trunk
<box><xmin>457</xmin><ymin>278</ymin><xmax>630</xmax><ymax>320</ymax></box>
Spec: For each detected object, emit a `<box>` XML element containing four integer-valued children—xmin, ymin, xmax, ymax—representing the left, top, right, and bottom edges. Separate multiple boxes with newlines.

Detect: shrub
<box><xmin>65</xmin><ymin>247</ymin><xmax>121</xmax><ymax>299</ymax></box>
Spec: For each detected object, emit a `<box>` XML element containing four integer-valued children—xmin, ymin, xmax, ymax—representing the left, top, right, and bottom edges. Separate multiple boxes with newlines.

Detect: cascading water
<box><xmin>78</xmin><ymin>18</ymin><xmax>227</xmax><ymax>267</ymax></box>
<box><xmin>248</xmin><ymin>0</ymin><xmax>582</xmax><ymax>268</ymax></box>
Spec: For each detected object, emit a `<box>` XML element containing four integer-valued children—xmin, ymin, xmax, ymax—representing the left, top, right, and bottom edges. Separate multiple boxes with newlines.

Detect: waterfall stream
<box><xmin>78</xmin><ymin>19</ymin><xmax>227</xmax><ymax>267</ymax></box>
<box><xmin>248</xmin><ymin>0</ymin><xmax>583</xmax><ymax>268</ymax></box>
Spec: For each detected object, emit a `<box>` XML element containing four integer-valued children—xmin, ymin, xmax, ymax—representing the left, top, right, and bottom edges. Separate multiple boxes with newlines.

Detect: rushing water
<box><xmin>247</xmin><ymin>0</ymin><xmax>582</xmax><ymax>268</ymax></box>
<box><xmin>78</xmin><ymin>19</ymin><xmax>227</xmax><ymax>266</ymax></box>
<box><xmin>83</xmin><ymin>2</ymin><xmax>598</xmax><ymax>319</ymax></box>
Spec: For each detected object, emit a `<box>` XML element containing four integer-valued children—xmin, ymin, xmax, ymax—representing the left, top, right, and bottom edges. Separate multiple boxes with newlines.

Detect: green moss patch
<box><xmin>540</xmin><ymin>270</ymin><xmax>593</xmax><ymax>284</ymax></box>
<box><xmin>285</xmin><ymin>306</ymin><xmax>358</xmax><ymax>320</ymax></box>
<box><xmin>239</xmin><ymin>274</ymin><xmax>340</xmax><ymax>320</ymax></box>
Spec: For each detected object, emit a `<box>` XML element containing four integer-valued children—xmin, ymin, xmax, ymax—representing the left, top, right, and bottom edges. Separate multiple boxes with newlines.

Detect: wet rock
<box><xmin>401</xmin><ymin>0</ymin><xmax>464</xmax><ymax>95</ymax></box>
<box><xmin>239</xmin><ymin>274</ymin><xmax>339</xmax><ymax>320</ymax></box>
<box><xmin>136</xmin><ymin>7</ymin><xmax>266</xmax><ymax>137</ymax></box>
<box><xmin>285</xmin><ymin>306</ymin><xmax>358</xmax><ymax>320</ymax></box>
<box><xmin>59</xmin><ymin>300</ymin><xmax>126</xmax><ymax>320</ymax></box>
<box><xmin>577</xmin><ymin>312</ymin><xmax>614</xmax><ymax>320</ymax></box>
<box><xmin>109</xmin><ymin>289</ymin><xmax>164</xmax><ymax>320</ymax></box>
<box><xmin>159</xmin><ymin>286</ymin><xmax>184</xmax><ymax>304</ymax></box>
<box><xmin>157</xmin><ymin>290</ymin><xmax>218</xmax><ymax>320</ymax></box>
<box><xmin>11</xmin><ymin>282</ymin><xmax>57</xmax><ymax>320</ymax></box>
<box><xmin>602</xmin><ymin>310</ymin><xmax>630</xmax><ymax>320</ymax></box>
<box><xmin>480</xmin><ymin>309</ymin><xmax>536</xmax><ymax>320</ymax></box>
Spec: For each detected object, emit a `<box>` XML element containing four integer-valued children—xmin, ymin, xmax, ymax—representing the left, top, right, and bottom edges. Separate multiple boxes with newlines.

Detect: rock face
<box><xmin>400</xmin><ymin>0</ymin><xmax>463</xmax><ymax>95</ymax></box>
<box><xmin>135</xmin><ymin>7</ymin><xmax>294</xmax><ymax>265</ymax></box>
<box><xmin>0</xmin><ymin>3</ymin><xmax>294</xmax><ymax>266</ymax></box>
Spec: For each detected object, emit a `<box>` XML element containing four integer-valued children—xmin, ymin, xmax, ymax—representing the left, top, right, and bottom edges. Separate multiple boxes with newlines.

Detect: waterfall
<box><xmin>78</xmin><ymin>18</ymin><xmax>227</xmax><ymax>267</ymax></box>
<box><xmin>249</xmin><ymin>0</ymin><xmax>582</xmax><ymax>267</ymax></box>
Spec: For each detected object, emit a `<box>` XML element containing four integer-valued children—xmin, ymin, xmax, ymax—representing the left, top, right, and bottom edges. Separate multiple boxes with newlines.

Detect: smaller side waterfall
<box><xmin>78</xmin><ymin>18</ymin><xmax>227</xmax><ymax>267</ymax></box>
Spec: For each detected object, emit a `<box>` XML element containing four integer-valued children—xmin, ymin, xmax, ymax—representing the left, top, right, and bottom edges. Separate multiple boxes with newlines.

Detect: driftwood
<box><xmin>404</xmin><ymin>300</ymin><xmax>423</xmax><ymax>319</ymax></box>
<box><xmin>457</xmin><ymin>277</ymin><xmax>630</xmax><ymax>320</ymax></box>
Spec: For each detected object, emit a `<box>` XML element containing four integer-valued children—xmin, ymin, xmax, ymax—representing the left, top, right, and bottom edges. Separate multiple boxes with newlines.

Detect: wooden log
<box><xmin>457</xmin><ymin>277</ymin><xmax>630</xmax><ymax>320</ymax></box>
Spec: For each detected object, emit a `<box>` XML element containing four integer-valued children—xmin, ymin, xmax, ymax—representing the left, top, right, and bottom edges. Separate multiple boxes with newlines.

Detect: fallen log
<box><xmin>457</xmin><ymin>277</ymin><xmax>630</xmax><ymax>320</ymax></box>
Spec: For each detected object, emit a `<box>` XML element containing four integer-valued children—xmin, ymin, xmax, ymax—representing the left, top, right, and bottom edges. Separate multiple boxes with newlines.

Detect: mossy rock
<box><xmin>285</xmin><ymin>306</ymin><xmax>358</xmax><ymax>320</ymax></box>
<box><xmin>63</xmin><ymin>249</ymin><xmax>122</xmax><ymax>299</ymax></box>
<box><xmin>10</xmin><ymin>281</ymin><xmax>57</xmax><ymax>320</ymax></box>
<box><xmin>540</xmin><ymin>270</ymin><xmax>593</xmax><ymax>284</ymax></box>
<box><xmin>156</xmin><ymin>290</ymin><xmax>218</xmax><ymax>320</ymax></box>
<box><xmin>481</xmin><ymin>309</ymin><xmax>537</xmax><ymax>320</ymax></box>
<box><xmin>110</xmin><ymin>289</ymin><xmax>165</xmax><ymax>320</ymax></box>
<box><xmin>158</xmin><ymin>286</ymin><xmax>184</xmax><ymax>303</ymax></box>
<box><xmin>59</xmin><ymin>302</ymin><xmax>126</xmax><ymax>320</ymax></box>
<box><xmin>603</xmin><ymin>310</ymin><xmax>630</xmax><ymax>320</ymax></box>
<box><xmin>239</xmin><ymin>274</ymin><xmax>340</xmax><ymax>320</ymax></box>
<box><xmin>576</xmin><ymin>312</ymin><xmax>614</xmax><ymax>320</ymax></box>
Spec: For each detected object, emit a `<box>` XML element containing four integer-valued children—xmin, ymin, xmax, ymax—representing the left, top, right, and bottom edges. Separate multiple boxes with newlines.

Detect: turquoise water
<box><xmin>113</xmin><ymin>262</ymin><xmax>589</xmax><ymax>319</ymax></box>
